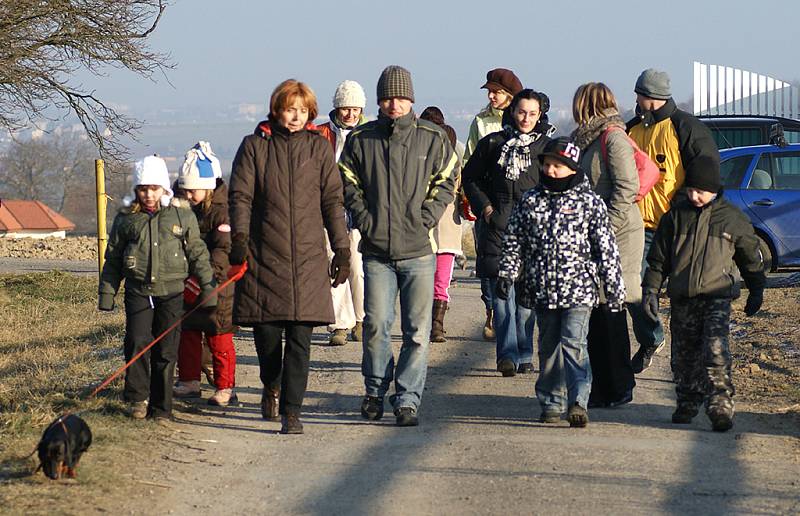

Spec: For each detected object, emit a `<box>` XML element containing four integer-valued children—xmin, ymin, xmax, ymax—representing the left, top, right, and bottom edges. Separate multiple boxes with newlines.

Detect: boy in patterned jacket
<box><xmin>497</xmin><ymin>137</ymin><xmax>625</xmax><ymax>428</ymax></box>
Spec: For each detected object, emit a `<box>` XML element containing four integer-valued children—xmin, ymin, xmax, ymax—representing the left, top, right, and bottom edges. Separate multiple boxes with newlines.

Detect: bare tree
<box><xmin>0</xmin><ymin>0</ymin><xmax>171</xmax><ymax>159</ymax></box>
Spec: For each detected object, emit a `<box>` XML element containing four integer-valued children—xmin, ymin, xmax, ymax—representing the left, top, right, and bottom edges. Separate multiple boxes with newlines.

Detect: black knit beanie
<box><xmin>684</xmin><ymin>157</ymin><xmax>722</xmax><ymax>193</ymax></box>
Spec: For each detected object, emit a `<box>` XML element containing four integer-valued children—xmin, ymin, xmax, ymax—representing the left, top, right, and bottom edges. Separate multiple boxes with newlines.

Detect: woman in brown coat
<box><xmin>228</xmin><ymin>79</ymin><xmax>349</xmax><ymax>434</ymax></box>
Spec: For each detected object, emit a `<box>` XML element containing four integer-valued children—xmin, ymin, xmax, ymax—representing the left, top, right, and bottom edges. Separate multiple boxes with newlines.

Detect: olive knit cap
<box><xmin>376</xmin><ymin>65</ymin><xmax>415</xmax><ymax>102</ymax></box>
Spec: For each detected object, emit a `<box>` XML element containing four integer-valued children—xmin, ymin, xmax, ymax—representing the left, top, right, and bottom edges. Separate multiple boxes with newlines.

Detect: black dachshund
<box><xmin>37</xmin><ymin>414</ymin><xmax>92</xmax><ymax>479</ymax></box>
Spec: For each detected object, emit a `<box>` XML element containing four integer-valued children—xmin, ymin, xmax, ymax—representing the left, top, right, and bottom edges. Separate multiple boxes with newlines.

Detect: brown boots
<box><xmin>261</xmin><ymin>386</ymin><xmax>280</xmax><ymax>422</ymax></box>
<box><xmin>483</xmin><ymin>308</ymin><xmax>495</xmax><ymax>341</ymax></box>
<box><xmin>430</xmin><ymin>300</ymin><xmax>448</xmax><ymax>343</ymax></box>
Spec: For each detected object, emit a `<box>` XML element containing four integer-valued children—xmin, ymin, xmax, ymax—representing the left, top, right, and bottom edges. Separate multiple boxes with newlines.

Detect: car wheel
<box><xmin>756</xmin><ymin>234</ymin><xmax>774</xmax><ymax>272</ymax></box>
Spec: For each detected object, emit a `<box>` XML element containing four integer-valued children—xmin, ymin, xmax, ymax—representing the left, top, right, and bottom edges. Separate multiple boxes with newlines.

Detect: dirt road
<box><xmin>131</xmin><ymin>272</ymin><xmax>800</xmax><ymax>515</ymax></box>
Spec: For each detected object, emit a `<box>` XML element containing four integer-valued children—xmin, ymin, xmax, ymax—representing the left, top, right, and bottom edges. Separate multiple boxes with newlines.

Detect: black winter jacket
<box><xmin>643</xmin><ymin>193</ymin><xmax>765</xmax><ymax>299</ymax></box>
<box><xmin>462</xmin><ymin>128</ymin><xmax>550</xmax><ymax>277</ymax></box>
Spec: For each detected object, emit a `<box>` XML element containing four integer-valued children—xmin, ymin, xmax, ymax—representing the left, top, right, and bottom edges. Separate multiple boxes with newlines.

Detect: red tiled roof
<box><xmin>0</xmin><ymin>199</ymin><xmax>75</xmax><ymax>231</ymax></box>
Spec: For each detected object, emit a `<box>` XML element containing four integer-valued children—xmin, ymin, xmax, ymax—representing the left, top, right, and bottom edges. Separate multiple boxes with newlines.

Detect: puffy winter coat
<box><xmin>99</xmin><ymin>202</ymin><xmax>215</xmax><ymax>306</ymax></box>
<box><xmin>574</xmin><ymin>112</ymin><xmax>645</xmax><ymax>303</ymax></box>
<box><xmin>179</xmin><ymin>180</ymin><xmax>237</xmax><ymax>335</ymax></box>
<box><xmin>316</xmin><ymin>110</ymin><xmax>368</xmax><ymax>161</ymax></box>
<box><xmin>627</xmin><ymin>98</ymin><xmax>720</xmax><ymax>230</ymax></box>
<box><xmin>464</xmin><ymin>104</ymin><xmax>504</xmax><ymax>163</ymax></box>
<box><xmin>338</xmin><ymin>111</ymin><xmax>458</xmax><ymax>260</ymax></box>
<box><xmin>462</xmin><ymin>127</ymin><xmax>550</xmax><ymax>277</ymax></box>
<box><xmin>643</xmin><ymin>193</ymin><xmax>765</xmax><ymax>299</ymax></box>
<box><xmin>498</xmin><ymin>177</ymin><xmax>626</xmax><ymax>311</ymax></box>
<box><xmin>228</xmin><ymin>120</ymin><xmax>348</xmax><ymax>326</ymax></box>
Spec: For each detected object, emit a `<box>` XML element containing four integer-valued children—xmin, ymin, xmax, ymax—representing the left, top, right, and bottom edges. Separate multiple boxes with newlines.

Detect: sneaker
<box><xmin>517</xmin><ymin>362</ymin><xmax>534</xmax><ymax>374</ymax></box>
<box><xmin>280</xmin><ymin>414</ymin><xmax>304</xmax><ymax>434</ymax></box>
<box><xmin>631</xmin><ymin>340</ymin><xmax>666</xmax><ymax>374</ymax></box>
<box><xmin>173</xmin><ymin>380</ymin><xmax>201</xmax><ymax>398</ymax></box>
<box><xmin>707</xmin><ymin>409</ymin><xmax>734</xmax><ymax>432</ymax></box>
<box><xmin>672</xmin><ymin>404</ymin><xmax>699</xmax><ymax>424</ymax></box>
<box><xmin>539</xmin><ymin>411</ymin><xmax>562</xmax><ymax>423</ymax></box>
<box><xmin>360</xmin><ymin>395</ymin><xmax>384</xmax><ymax>421</ymax></box>
<box><xmin>350</xmin><ymin>322</ymin><xmax>363</xmax><ymax>342</ymax></box>
<box><xmin>395</xmin><ymin>407</ymin><xmax>419</xmax><ymax>427</ymax></box>
<box><xmin>207</xmin><ymin>388</ymin><xmax>238</xmax><ymax>407</ymax></box>
<box><xmin>328</xmin><ymin>329</ymin><xmax>348</xmax><ymax>346</ymax></box>
<box><xmin>497</xmin><ymin>358</ymin><xmax>516</xmax><ymax>377</ymax></box>
<box><xmin>567</xmin><ymin>403</ymin><xmax>589</xmax><ymax>428</ymax></box>
<box><xmin>130</xmin><ymin>400</ymin><xmax>148</xmax><ymax>420</ymax></box>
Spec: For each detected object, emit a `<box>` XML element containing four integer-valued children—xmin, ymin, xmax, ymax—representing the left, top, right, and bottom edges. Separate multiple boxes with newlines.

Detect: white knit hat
<box><xmin>332</xmin><ymin>80</ymin><xmax>366</xmax><ymax>109</ymax></box>
<box><xmin>123</xmin><ymin>155</ymin><xmax>174</xmax><ymax>207</ymax></box>
<box><xmin>178</xmin><ymin>141</ymin><xmax>222</xmax><ymax>190</ymax></box>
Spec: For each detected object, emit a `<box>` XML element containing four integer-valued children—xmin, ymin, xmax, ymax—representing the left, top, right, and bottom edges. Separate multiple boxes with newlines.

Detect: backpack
<box><xmin>600</xmin><ymin>127</ymin><xmax>660</xmax><ymax>202</ymax></box>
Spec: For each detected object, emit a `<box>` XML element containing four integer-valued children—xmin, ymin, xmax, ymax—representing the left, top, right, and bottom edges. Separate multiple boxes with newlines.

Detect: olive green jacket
<box><xmin>99</xmin><ymin>202</ymin><xmax>216</xmax><ymax>308</ymax></box>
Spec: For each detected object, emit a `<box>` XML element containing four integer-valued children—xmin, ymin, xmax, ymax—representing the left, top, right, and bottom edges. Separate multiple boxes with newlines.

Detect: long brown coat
<box><xmin>179</xmin><ymin>180</ymin><xmax>237</xmax><ymax>335</ymax></box>
<box><xmin>228</xmin><ymin>121</ymin><xmax>348</xmax><ymax>326</ymax></box>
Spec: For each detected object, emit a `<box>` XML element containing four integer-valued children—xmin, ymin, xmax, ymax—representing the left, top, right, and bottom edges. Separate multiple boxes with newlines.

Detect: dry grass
<box><xmin>0</xmin><ymin>272</ymin><xmax>168</xmax><ymax>514</ymax></box>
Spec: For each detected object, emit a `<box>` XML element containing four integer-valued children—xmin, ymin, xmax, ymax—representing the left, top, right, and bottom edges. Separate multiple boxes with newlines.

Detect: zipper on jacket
<box><xmin>288</xmin><ymin>136</ymin><xmax>299</xmax><ymax>320</ymax></box>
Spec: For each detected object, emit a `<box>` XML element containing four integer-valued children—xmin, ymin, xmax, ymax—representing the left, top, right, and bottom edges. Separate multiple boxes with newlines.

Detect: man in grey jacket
<box><xmin>339</xmin><ymin>65</ymin><xmax>458</xmax><ymax>426</ymax></box>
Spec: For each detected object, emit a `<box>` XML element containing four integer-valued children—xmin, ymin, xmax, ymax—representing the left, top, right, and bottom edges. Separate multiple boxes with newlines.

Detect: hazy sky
<box><xmin>79</xmin><ymin>0</ymin><xmax>800</xmax><ymax>125</ymax></box>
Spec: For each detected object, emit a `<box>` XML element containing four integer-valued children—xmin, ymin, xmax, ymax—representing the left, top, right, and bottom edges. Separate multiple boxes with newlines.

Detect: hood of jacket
<box><xmin>634</xmin><ymin>98</ymin><xmax>678</xmax><ymax>128</ymax></box>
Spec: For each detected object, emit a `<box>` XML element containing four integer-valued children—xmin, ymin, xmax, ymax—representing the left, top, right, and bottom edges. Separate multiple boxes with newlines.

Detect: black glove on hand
<box><xmin>229</xmin><ymin>233</ymin><xmax>249</xmax><ymax>265</ymax></box>
<box><xmin>643</xmin><ymin>291</ymin><xmax>660</xmax><ymax>323</ymax></box>
<box><xmin>494</xmin><ymin>277</ymin><xmax>513</xmax><ymax>301</ymax></box>
<box><xmin>330</xmin><ymin>248</ymin><xmax>351</xmax><ymax>288</ymax></box>
<box><xmin>744</xmin><ymin>289</ymin><xmax>763</xmax><ymax>316</ymax></box>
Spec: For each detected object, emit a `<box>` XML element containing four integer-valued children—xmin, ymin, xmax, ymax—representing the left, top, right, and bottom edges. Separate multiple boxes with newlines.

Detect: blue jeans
<box><xmin>362</xmin><ymin>254</ymin><xmax>435</xmax><ymax>410</ymax></box>
<box><xmin>629</xmin><ymin>229</ymin><xmax>665</xmax><ymax>349</ymax></box>
<box><xmin>489</xmin><ymin>278</ymin><xmax>535</xmax><ymax>366</ymax></box>
<box><xmin>535</xmin><ymin>307</ymin><xmax>593</xmax><ymax>412</ymax></box>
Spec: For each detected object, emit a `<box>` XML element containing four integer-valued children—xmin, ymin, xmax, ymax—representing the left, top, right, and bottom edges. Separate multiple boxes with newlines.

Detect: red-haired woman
<box><xmin>228</xmin><ymin>79</ymin><xmax>349</xmax><ymax>434</ymax></box>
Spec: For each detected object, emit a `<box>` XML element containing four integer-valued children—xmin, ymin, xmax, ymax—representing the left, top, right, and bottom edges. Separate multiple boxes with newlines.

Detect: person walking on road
<box><xmin>317</xmin><ymin>80</ymin><xmax>368</xmax><ymax>346</ymax></box>
<box><xmin>339</xmin><ymin>65</ymin><xmax>458</xmax><ymax>427</ymax></box>
<box><xmin>464</xmin><ymin>68</ymin><xmax>524</xmax><ymax>342</ymax></box>
<box><xmin>228</xmin><ymin>79</ymin><xmax>350</xmax><ymax>435</ymax></box>
<box><xmin>462</xmin><ymin>89</ymin><xmax>552</xmax><ymax>377</ymax></box>
<box><xmin>627</xmin><ymin>68</ymin><xmax>720</xmax><ymax>374</ymax></box>
<box><xmin>572</xmin><ymin>83</ymin><xmax>641</xmax><ymax>407</ymax></box>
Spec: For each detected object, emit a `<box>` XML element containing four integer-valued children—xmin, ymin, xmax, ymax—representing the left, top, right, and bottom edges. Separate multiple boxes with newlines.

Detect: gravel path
<box><xmin>130</xmin><ymin>270</ymin><xmax>799</xmax><ymax>515</ymax></box>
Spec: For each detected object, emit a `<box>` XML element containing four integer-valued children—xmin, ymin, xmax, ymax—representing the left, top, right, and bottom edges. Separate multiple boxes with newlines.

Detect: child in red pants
<box><xmin>173</xmin><ymin>142</ymin><xmax>238</xmax><ymax>406</ymax></box>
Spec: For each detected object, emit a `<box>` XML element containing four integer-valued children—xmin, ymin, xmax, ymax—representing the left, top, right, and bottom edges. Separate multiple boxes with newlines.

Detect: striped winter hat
<box><xmin>376</xmin><ymin>65</ymin><xmax>414</xmax><ymax>102</ymax></box>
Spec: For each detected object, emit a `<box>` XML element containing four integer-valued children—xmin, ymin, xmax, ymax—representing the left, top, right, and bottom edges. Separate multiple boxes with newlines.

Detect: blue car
<box><xmin>720</xmin><ymin>143</ymin><xmax>800</xmax><ymax>270</ymax></box>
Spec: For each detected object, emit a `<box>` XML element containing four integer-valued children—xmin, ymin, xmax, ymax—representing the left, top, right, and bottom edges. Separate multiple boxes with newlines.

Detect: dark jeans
<box><xmin>587</xmin><ymin>305</ymin><xmax>636</xmax><ymax>404</ymax></box>
<box><xmin>474</xmin><ymin>219</ymin><xmax>493</xmax><ymax>311</ymax></box>
<box><xmin>253</xmin><ymin>322</ymin><xmax>315</xmax><ymax>415</ymax></box>
<box><xmin>123</xmin><ymin>290</ymin><xmax>183</xmax><ymax>418</ymax></box>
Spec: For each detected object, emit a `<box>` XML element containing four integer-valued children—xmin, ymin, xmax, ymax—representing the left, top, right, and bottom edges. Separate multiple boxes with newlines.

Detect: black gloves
<box><xmin>744</xmin><ymin>288</ymin><xmax>763</xmax><ymax>316</ymax></box>
<box><xmin>494</xmin><ymin>277</ymin><xmax>513</xmax><ymax>301</ymax></box>
<box><xmin>229</xmin><ymin>233</ymin><xmax>249</xmax><ymax>265</ymax></box>
<box><xmin>643</xmin><ymin>291</ymin><xmax>660</xmax><ymax>322</ymax></box>
<box><xmin>330</xmin><ymin>248</ymin><xmax>351</xmax><ymax>288</ymax></box>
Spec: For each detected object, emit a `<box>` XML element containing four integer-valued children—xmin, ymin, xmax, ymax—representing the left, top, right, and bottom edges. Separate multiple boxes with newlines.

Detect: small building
<box><xmin>0</xmin><ymin>199</ymin><xmax>76</xmax><ymax>238</ymax></box>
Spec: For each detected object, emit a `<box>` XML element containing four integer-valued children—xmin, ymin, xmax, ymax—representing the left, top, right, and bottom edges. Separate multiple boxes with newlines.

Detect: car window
<box><xmin>712</xmin><ymin>128</ymin><xmax>762</xmax><ymax>149</ymax></box>
<box><xmin>720</xmin><ymin>155</ymin><xmax>753</xmax><ymax>188</ymax></box>
<box><xmin>747</xmin><ymin>155</ymin><xmax>773</xmax><ymax>190</ymax></box>
<box><xmin>772</xmin><ymin>152</ymin><xmax>800</xmax><ymax>189</ymax></box>
<box><xmin>786</xmin><ymin>131</ymin><xmax>800</xmax><ymax>144</ymax></box>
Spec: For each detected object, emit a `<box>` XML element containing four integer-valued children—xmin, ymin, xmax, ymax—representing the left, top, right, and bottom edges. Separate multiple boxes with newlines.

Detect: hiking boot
<box><xmin>631</xmin><ymin>340</ymin><xmax>665</xmax><ymax>374</ymax></box>
<box><xmin>430</xmin><ymin>300</ymin><xmax>448</xmax><ymax>343</ymax></box>
<box><xmin>568</xmin><ymin>403</ymin><xmax>589</xmax><ymax>428</ymax></box>
<box><xmin>261</xmin><ymin>387</ymin><xmax>280</xmax><ymax>422</ymax></box>
<box><xmin>395</xmin><ymin>407</ymin><xmax>419</xmax><ymax>427</ymax></box>
<box><xmin>497</xmin><ymin>358</ymin><xmax>516</xmax><ymax>377</ymax></box>
<box><xmin>539</xmin><ymin>411</ymin><xmax>562</xmax><ymax>423</ymax></box>
<box><xmin>130</xmin><ymin>400</ymin><xmax>148</xmax><ymax>420</ymax></box>
<box><xmin>280</xmin><ymin>414</ymin><xmax>304</xmax><ymax>435</ymax></box>
<box><xmin>482</xmin><ymin>309</ymin><xmax>495</xmax><ymax>341</ymax></box>
<box><xmin>707</xmin><ymin>408</ymin><xmax>734</xmax><ymax>432</ymax></box>
<box><xmin>207</xmin><ymin>388</ymin><xmax>238</xmax><ymax>407</ymax></box>
<box><xmin>360</xmin><ymin>395</ymin><xmax>384</xmax><ymax>421</ymax></box>
<box><xmin>329</xmin><ymin>329</ymin><xmax>348</xmax><ymax>346</ymax></box>
<box><xmin>351</xmin><ymin>322</ymin><xmax>363</xmax><ymax>342</ymax></box>
<box><xmin>173</xmin><ymin>380</ymin><xmax>201</xmax><ymax>398</ymax></box>
<box><xmin>671</xmin><ymin>404</ymin><xmax>699</xmax><ymax>424</ymax></box>
<box><xmin>517</xmin><ymin>362</ymin><xmax>534</xmax><ymax>374</ymax></box>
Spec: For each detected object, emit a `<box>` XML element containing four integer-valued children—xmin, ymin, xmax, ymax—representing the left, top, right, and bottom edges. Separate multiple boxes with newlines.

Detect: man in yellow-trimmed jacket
<box><xmin>626</xmin><ymin>68</ymin><xmax>720</xmax><ymax>374</ymax></box>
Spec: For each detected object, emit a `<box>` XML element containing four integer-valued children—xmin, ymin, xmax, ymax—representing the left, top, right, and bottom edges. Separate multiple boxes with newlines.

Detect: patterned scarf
<box><xmin>497</xmin><ymin>125</ymin><xmax>541</xmax><ymax>181</ymax></box>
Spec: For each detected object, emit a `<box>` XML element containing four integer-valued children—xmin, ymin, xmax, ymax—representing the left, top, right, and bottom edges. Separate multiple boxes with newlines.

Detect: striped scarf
<box><xmin>497</xmin><ymin>125</ymin><xmax>541</xmax><ymax>181</ymax></box>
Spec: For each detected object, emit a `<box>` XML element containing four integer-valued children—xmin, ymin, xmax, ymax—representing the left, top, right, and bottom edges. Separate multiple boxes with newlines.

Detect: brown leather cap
<box><xmin>481</xmin><ymin>68</ymin><xmax>523</xmax><ymax>95</ymax></box>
